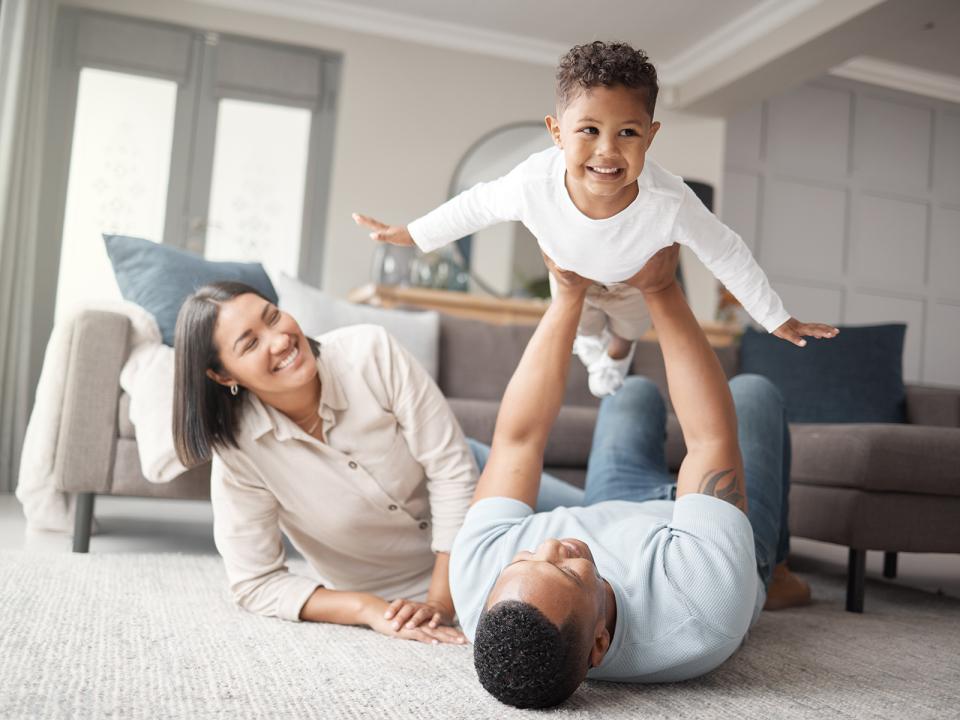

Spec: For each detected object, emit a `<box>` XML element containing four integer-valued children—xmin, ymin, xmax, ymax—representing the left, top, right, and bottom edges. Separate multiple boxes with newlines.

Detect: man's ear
<box><xmin>646</xmin><ymin>120</ymin><xmax>661</xmax><ymax>150</ymax></box>
<box><xmin>205</xmin><ymin>368</ymin><xmax>233</xmax><ymax>387</ymax></box>
<box><xmin>545</xmin><ymin>115</ymin><xmax>562</xmax><ymax>148</ymax></box>
<box><xmin>589</xmin><ymin>623</ymin><xmax>611</xmax><ymax>668</ymax></box>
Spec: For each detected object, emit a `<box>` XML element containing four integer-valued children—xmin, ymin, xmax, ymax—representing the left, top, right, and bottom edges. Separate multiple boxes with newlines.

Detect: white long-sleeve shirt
<box><xmin>409</xmin><ymin>146</ymin><xmax>789</xmax><ymax>333</ymax></box>
<box><xmin>211</xmin><ymin>325</ymin><xmax>477</xmax><ymax>621</ymax></box>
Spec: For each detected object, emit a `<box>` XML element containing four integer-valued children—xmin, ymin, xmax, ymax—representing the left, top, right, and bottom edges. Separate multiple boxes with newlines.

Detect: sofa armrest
<box><xmin>54</xmin><ymin>310</ymin><xmax>132</xmax><ymax>493</ymax></box>
<box><xmin>905</xmin><ymin>385</ymin><xmax>960</xmax><ymax>428</ymax></box>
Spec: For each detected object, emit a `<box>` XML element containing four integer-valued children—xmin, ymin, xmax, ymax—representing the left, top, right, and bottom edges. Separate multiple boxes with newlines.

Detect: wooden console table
<box><xmin>348</xmin><ymin>283</ymin><xmax>742</xmax><ymax>347</ymax></box>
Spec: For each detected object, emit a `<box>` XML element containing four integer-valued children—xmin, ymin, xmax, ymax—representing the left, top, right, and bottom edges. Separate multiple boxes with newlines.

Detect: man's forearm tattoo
<box><xmin>699</xmin><ymin>469</ymin><xmax>745</xmax><ymax>509</ymax></box>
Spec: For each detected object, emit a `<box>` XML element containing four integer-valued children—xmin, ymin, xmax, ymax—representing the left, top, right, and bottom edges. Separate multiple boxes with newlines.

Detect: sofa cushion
<box><xmin>739</xmin><ymin>324</ymin><xmax>907</xmax><ymax>423</ymax></box>
<box><xmin>438</xmin><ymin>315</ymin><xmax>597</xmax><ymax>407</ymax></box>
<box><xmin>446</xmin><ymin>397</ymin><xmax>597</xmax><ymax>468</ymax></box>
<box><xmin>631</xmin><ymin>340</ymin><xmax>739</xmax><ymax>414</ymax></box>
<box><xmin>274</xmin><ymin>273</ymin><xmax>440</xmax><ymax>380</ymax></box>
<box><xmin>790</xmin><ymin>423</ymin><xmax>960</xmax><ymax>497</ymax></box>
<box><xmin>104</xmin><ymin>234</ymin><xmax>278</xmax><ymax>346</ymax></box>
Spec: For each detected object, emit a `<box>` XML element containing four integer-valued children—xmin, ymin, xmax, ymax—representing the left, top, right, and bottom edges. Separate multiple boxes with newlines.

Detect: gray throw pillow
<box><xmin>274</xmin><ymin>273</ymin><xmax>440</xmax><ymax>381</ymax></box>
<box><xmin>104</xmin><ymin>234</ymin><xmax>277</xmax><ymax>346</ymax></box>
<box><xmin>739</xmin><ymin>324</ymin><xmax>906</xmax><ymax>423</ymax></box>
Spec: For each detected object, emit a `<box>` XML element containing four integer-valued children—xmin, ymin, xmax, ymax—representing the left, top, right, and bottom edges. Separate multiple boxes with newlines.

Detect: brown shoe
<box><xmin>763</xmin><ymin>562</ymin><xmax>812</xmax><ymax>611</ymax></box>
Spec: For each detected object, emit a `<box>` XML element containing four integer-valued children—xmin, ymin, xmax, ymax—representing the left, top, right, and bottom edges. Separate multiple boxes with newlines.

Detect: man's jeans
<box><xmin>467</xmin><ymin>373</ymin><xmax>791</xmax><ymax>589</ymax></box>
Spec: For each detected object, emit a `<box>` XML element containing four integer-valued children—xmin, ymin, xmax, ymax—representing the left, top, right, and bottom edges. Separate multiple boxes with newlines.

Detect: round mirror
<box><xmin>449</xmin><ymin>122</ymin><xmax>553</xmax><ymax>298</ymax></box>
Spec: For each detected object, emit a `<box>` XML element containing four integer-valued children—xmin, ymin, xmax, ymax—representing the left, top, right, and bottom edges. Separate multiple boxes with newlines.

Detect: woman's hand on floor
<box><xmin>363</xmin><ymin>597</ymin><xmax>466</xmax><ymax>645</ymax></box>
<box><xmin>383</xmin><ymin>598</ymin><xmax>456</xmax><ymax>631</ymax></box>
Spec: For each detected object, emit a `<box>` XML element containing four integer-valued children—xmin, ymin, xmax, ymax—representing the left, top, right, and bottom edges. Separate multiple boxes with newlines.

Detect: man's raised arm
<box><xmin>632</xmin><ymin>246</ymin><xmax>747</xmax><ymax>512</ymax></box>
<box><xmin>470</xmin><ymin>259</ymin><xmax>591</xmax><ymax>508</ymax></box>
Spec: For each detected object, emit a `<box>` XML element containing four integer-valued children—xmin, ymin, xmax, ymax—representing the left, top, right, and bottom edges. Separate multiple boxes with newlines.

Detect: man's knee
<box><xmin>606</xmin><ymin>376</ymin><xmax>665</xmax><ymax>416</ymax></box>
<box><xmin>729</xmin><ymin>374</ymin><xmax>784</xmax><ymax>411</ymax></box>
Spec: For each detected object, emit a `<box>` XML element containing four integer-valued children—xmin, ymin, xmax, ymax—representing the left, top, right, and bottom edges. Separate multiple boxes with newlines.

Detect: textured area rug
<box><xmin>1</xmin><ymin>551</ymin><xmax>958</xmax><ymax>719</ymax></box>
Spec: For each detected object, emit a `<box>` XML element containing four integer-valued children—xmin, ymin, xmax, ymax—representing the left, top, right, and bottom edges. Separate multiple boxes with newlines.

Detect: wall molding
<box><xmin>830</xmin><ymin>56</ymin><xmax>960</xmax><ymax>105</ymax></box>
<box><xmin>188</xmin><ymin>0</ymin><xmax>568</xmax><ymax>66</ymax></box>
<box><xmin>658</xmin><ymin>0</ymin><xmax>822</xmax><ymax>85</ymax></box>
<box><xmin>190</xmin><ymin>0</ymin><xmax>833</xmax><ymax>91</ymax></box>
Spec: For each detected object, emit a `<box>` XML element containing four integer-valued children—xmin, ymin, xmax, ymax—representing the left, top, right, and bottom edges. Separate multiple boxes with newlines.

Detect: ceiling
<box><xmin>338</xmin><ymin>0</ymin><xmax>766</xmax><ymax>69</ymax></box>
<box><xmin>194</xmin><ymin>0</ymin><xmax>960</xmax><ymax>111</ymax></box>
<box><xmin>867</xmin><ymin>7</ymin><xmax>960</xmax><ymax>77</ymax></box>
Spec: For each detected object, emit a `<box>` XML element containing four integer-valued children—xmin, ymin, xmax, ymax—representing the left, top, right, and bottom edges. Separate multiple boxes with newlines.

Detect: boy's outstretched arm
<box><xmin>469</xmin><ymin>257</ymin><xmax>590</xmax><ymax>508</ymax></box>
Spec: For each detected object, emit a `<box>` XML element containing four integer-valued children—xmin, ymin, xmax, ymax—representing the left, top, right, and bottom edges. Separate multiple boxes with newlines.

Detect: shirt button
<box><xmin>418</xmin><ymin>521</ymin><xmax>428</xmax><ymax>530</ymax></box>
<box><xmin>388</xmin><ymin>504</ymin><xmax>398</xmax><ymax>511</ymax></box>
<box><xmin>348</xmin><ymin>461</ymin><xmax>358</xmax><ymax>469</ymax></box>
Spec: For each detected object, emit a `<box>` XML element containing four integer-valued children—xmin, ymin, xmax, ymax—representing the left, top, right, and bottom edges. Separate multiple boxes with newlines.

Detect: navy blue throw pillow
<box><xmin>739</xmin><ymin>324</ymin><xmax>906</xmax><ymax>423</ymax></box>
<box><xmin>104</xmin><ymin>234</ymin><xmax>278</xmax><ymax>346</ymax></box>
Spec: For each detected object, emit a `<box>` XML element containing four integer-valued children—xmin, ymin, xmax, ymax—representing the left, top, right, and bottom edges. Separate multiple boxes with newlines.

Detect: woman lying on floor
<box><xmin>171</xmin><ymin>281</ymin><xmax>577</xmax><ymax>645</ymax></box>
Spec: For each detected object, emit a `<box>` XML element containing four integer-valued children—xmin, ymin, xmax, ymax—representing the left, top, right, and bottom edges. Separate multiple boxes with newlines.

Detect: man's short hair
<box><xmin>555</xmin><ymin>40</ymin><xmax>659</xmax><ymax>118</ymax></box>
<box><xmin>473</xmin><ymin>600</ymin><xmax>588</xmax><ymax>708</ymax></box>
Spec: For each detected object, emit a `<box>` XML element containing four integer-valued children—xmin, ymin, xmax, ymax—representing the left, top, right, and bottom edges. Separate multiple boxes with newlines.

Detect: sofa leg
<box><xmin>73</xmin><ymin>493</ymin><xmax>95</xmax><ymax>553</ymax></box>
<box><xmin>883</xmin><ymin>551</ymin><xmax>898</xmax><ymax>579</ymax></box>
<box><xmin>846</xmin><ymin>548</ymin><xmax>866</xmax><ymax>613</ymax></box>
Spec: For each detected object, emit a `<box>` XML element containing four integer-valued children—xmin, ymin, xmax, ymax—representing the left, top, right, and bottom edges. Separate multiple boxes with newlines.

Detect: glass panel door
<box><xmin>54</xmin><ymin>68</ymin><xmax>177</xmax><ymax>320</ymax></box>
<box><xmin>203</xmin><ymin>99</ymin><xmax>312</xmax><ymax>277</ymax></box>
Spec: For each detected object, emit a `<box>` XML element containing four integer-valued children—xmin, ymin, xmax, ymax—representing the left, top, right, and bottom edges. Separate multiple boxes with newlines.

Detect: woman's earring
<box><xmin>230</xmin><ymin>383</ymin><xmax>239</xmax><ymax>396</ymax></box>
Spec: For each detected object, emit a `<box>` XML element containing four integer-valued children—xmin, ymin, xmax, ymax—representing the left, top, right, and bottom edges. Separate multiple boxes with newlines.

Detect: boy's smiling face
<box><xmin>546</xmin><ymin>85</ymin><xmax>661</xmax><ymax>219</ymax></box>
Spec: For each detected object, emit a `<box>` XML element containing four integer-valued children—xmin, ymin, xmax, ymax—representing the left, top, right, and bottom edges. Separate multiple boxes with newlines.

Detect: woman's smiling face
<box><xmin>208</xmin><ymin>293</ymin><xmax>316</xmax><ymax>396</ymax></box>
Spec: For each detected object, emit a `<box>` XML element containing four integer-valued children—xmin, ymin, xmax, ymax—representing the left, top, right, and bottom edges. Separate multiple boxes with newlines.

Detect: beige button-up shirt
<box><xmin>210</xmin><ymin>325</ymin><xmax>477</xmax><ymax>621</ymax></box>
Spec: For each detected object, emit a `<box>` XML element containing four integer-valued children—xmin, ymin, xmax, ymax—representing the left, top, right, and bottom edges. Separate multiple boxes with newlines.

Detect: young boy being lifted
<box><xmin>354</xmin><ymin>41</ymin><xmax>837</xmax><ymax>397</ymax></box>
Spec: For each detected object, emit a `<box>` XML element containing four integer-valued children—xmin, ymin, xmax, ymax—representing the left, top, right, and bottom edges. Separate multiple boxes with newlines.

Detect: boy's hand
<box><xmin>352</xmin><ymin>212</ymin><xmax>415</xmax><ymax>246</ymax></box>
<box><xmin>624</xmin><ymin>244</ymin><xmax>681</xmax><ymax>294</ymax></box>
<box><xmin>773</xmin><ymin>318</ymin><xmax>839</xmax><ymax>347</ymax></box>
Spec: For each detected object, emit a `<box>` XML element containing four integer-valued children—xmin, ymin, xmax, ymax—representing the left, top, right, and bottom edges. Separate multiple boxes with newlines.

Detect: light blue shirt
<box><xmin>450</xmin><ymin>493</ymin><xmax>764</xmax><ymax>683</ymax></box>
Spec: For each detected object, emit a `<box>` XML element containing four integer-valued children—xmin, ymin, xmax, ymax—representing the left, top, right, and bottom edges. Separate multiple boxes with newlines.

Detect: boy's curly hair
<box><xmin>556</xmin><ymin>41</ymin><xmax>658</xmax><ymax>118</ymax></box>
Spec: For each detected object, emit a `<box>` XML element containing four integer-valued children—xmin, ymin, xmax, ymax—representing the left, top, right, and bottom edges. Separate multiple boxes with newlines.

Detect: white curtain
<box><xmin>0</xmin><ymin>0</ymin><xmax>55</xmax><ymax>493</ymax></box>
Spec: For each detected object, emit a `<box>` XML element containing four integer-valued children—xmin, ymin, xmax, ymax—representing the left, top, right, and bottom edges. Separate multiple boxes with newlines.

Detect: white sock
<box><xmin>587</xmin><ymin>343</ymin><xmax>635</xmax><ymax>398</ymax></box>
<box><xmin>572</xmin><ymin>333</ymin><xmax>608</xmax><ymax>369</ymax></box>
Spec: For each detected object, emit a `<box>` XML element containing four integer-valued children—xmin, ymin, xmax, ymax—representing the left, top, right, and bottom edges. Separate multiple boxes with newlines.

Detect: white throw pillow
<box><xmin>273</xmin><ymin>273</ymin><xmax>440</xmax><ymax>381</ymax></box>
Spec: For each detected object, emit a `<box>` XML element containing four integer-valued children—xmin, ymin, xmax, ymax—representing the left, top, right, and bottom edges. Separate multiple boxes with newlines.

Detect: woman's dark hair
<box><xmin>473</xmin><ymin>600</ymin><xmax>589</xmax><ymax>709</ymax></box>
<box><xmin>556</xmin><ymin>41</ymin><xmax>659</xmax><ymax>118</ymax></box>
<box><xmin>172</xmin><ymin>281</ymin><xmax>319</xmax><ymax>467</ymax></box>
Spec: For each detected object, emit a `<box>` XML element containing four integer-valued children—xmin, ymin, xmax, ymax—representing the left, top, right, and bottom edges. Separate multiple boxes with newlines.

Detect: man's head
<box><xmin>473</xmin><ymin>538</ymin><xmax>613</xmax><ymax>708</ymax></box>
<box><xmin>546</xmin><ymin>42</ymin><xmax>661</xmax><ymax>211</ymax></box>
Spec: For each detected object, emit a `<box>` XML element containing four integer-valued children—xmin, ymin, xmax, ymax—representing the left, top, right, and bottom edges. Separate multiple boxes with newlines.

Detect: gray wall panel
<box><xmin>767</xmin><ymin>85</ymin><xmax>851</xmax><ymax>179</ymax></box>
<box><xmin>924</xmin><ymin>303</ymin><xmax>960</xmax><ymax>386</ymax></box>
<box><xmin>722</xmin><ymin>171</ymin><xmax>760</xmax><ymax>253</ymax></box>
<box><xmin>770</xmin><ymin>281</ymin><xmax>843</xmax><ymax>326</ymax></box>
<box><xmin>854</xmin><ymin>95</ymin><xmax>932</xmax><ymax>193</ymax></box>
<box><xmin>930</xmin><ymin>206</ymin><xmax>960</xmax><ymax>299</ymax></box>
<box><xmin>724</xmin><ymin>77</ymin><xmax>960</xmax><ymax>387</ymax></box>
<box><xmin>762</xmin><ymin>178</ymin><xmax>846</xmax><ymax>280</ymax></box>
<box><xmin>934</xmin><ymin>112</ymin><xmax>960</xmax><ymax>200</ymax></box>
<box><xmin>852</xmin><ymin>194</ymin><xmax>928</xmax><ymax>289</ymax></box>
<box><xmin>726</xmin><ymin>104</ymin><xmax>764</xmax><ymax>166</ymax></box>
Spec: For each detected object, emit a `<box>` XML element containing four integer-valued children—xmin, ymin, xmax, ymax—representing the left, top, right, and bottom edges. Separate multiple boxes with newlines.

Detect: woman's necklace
<box><xmin>302</xmin><ymin>414</ymin><xmax>321</xmax><ymax>436</ymax></box>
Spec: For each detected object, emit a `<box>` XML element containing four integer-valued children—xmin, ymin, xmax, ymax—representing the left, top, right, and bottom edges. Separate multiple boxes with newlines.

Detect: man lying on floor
<box><xmin>449</xmin><ymin>245</ymin><xmax>798</xmax><ymax>708</ymax></box>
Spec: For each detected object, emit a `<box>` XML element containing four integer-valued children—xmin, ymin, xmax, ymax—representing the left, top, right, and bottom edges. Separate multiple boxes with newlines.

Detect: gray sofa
<box><xmin>57</xmin><ymin>309</ymin><xmax>960</xmax><ymax>612</ymax></box>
